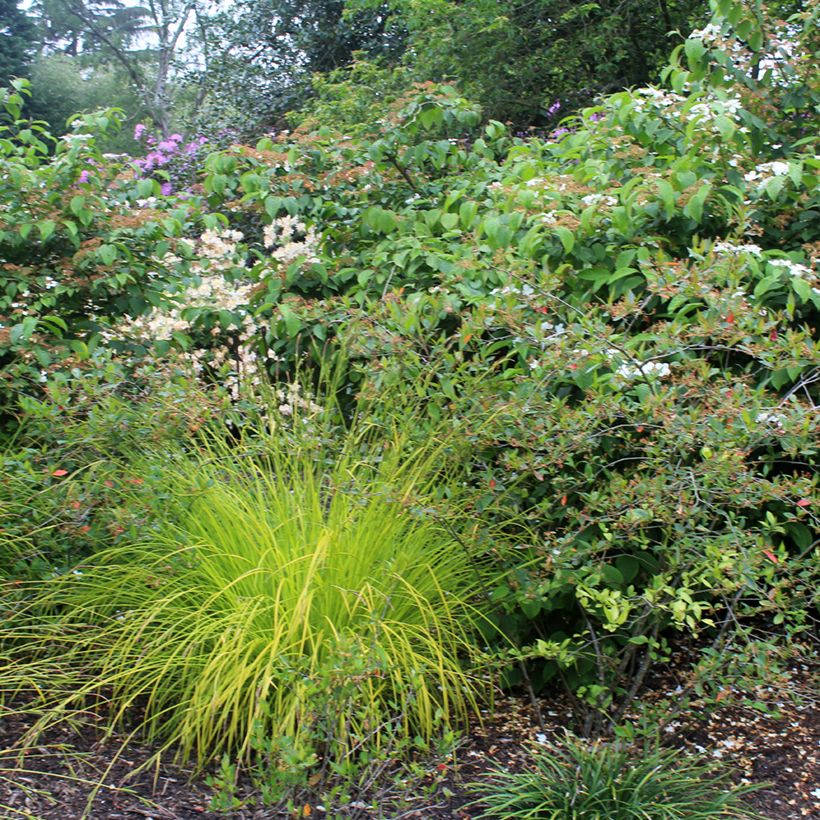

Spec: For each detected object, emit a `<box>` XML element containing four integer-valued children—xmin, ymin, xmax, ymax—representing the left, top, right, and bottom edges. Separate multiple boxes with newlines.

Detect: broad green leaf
<box><xmin>38</xmin><ymin>220</ymin><xmax>56</xmax><ymax>241</ymax></box>
<box><xmin>555</xmin><ymin>226</ymin><xmax>575</xmax><ymax>254</ymax></box>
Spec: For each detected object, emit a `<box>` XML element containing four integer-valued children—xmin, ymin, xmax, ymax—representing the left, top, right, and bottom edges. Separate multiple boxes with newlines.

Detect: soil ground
<box><xmin>1</xmin><ymin>662</ymin><xmax>818</xmax><ymax>819</ymax></box>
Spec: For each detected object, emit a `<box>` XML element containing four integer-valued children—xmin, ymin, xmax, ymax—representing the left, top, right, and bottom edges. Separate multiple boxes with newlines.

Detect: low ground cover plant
<box><xmin>469</xmin><ymin>734</ymin><xmax>764</xmax><ymax>819</ymax></box>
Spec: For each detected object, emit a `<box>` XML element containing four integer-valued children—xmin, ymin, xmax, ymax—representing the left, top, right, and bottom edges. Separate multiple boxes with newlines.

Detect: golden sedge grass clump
<box><xmin>2</xmin><ymin>420</ymin><xmax>493</xmax><ymax>770</ymax></box>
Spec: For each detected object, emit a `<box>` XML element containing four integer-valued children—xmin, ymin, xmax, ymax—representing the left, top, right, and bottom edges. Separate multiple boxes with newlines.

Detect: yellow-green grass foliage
<box><xmin>2</xmin><ymin>424</ymin><xmax>492</xmax><ymax>770</ymax></box>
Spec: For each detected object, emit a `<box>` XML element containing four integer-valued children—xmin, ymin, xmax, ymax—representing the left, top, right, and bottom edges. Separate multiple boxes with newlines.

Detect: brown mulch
<box><xmin>1</xmin><ymin>670</ymin><xmax>818</xmax><ymax>820</ymax></box>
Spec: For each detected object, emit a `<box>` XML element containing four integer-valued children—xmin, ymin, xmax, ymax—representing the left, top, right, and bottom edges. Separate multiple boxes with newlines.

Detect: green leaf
<box><xmin>440</xmin><ymin>212</ymin><xmax>459</xmax><ymax>231</ymax></box>
<box><xmin>264</xmin><ymin>196</ymin><xmax>283</xmax><ymax>217</ymax></box>
<box><xmin>364</xmin><ymin>207</ymin><xmax>397</xmax><ymax>234</ymax></box>
<box><xmin>136</xmin><ymin>178</ymin><xmax>155</xmax><ymax>199</ymax></box>
<box><xmin>459</xmin><ymin>201</ymin><xmax>478</xmax><ymax>229</ymax></box>
<box><xmin>791</xmin><ymin>277</ymin><xmax>811</xmax><ymax>302</ymax></box>
<box><xmin>764</xmin><ymin>175</ymin><xmax>786</xmax><ymax>200</ymax></box>
<box><xmin>684</xmin><ymin>38</ymin><xmax>707</xmax><ymax>66</ymax></box>
<box><xmin>39</xmin><ymin>315</ymin><xmax>67</xmax><ymax>333</ymax></box>
<box><xmin>600</xmin><ymin>565</ymin><xmax>624</xmax><ymax>586</ymax></box>
<box><xmin>683</xmin><ymin>183</ymin><xmax>711</xmax><ymax>223</ymax></box>
<box><xmin>554</xmin><ymin>226</ymin><xmax>575</xmax><ymax>254</ymax></box>
<box><xmin>658</xmin><ymin>179</ymin><xmax>675</xmax><ymax>219</ymax></box>
<box><xmin>715</xmin><ymin>115</ymin><xmax>735</xmax><ymax>140</ymax></box>
<box><xmin>62</xmin><ymin>220</ymin><xmax>79</xmax><ymax>244</ymax></box>
<box><xmin>209</xmin><ymin>174</ymin><xmax>228</xmax><ymax>195</ymax></box>
<box><xmin>419</xmin><ymin>106</ymin><xmax>442</xmax><ymax>130</ymax></box>
<box><xmin>279</xmin><ymin>304</ymin><xmax>302</xmax><ymax>337</ymax></box>
<box><xmin>9</xmin><ymin>316</ymin><xmax>38</xmax><ymax>345</ymax></box>
<box><xmin>98</xmin><ymin>244</ymin><xmax>118</xmax><ymax>266</ymax></box>
<box><xmin>38</xmin><ymin>220</ymin><xmax>56</xmax><ymax>242</ymax></box>
<box><xmin>754</xmin><ymin>273</ymin><xmax>782</xmax><ymax>298</ymax></box>
<box><xmin>69</xmin><ymin>339</ymin><xmax>89</xmax><ymax>358</ymax></box>
<box><xmin>616</xmin><ymin>556</ymin><xmax>640</xmax><ymax>584</ymax></box>
<box><xmin>69</xmin><ymin>195</ymin><xmax>86</xmax><ymax>218</ymax></box>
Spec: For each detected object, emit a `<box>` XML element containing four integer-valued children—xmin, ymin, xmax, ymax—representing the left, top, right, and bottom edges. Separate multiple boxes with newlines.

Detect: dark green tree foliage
<box><xmin>206</xmin><ymin>0</ymin><xmax>404</xmax><ymax>132</ymax></box>
<box><xmin>207</xmin><ymin>0</ymin><xmax>710</xmax><ymax>134</ymax></box>
<box><xmin>31</xmin><ymin>0</ymin><xmax>151</xmax><ymax>57</ymax></box>
<box><xmin>382</xmin><ymin>0</ymin><xmax>712</xmax><ymax>125</ymax></box>
<box><xmin>25</xmin><ymin>0</ymin><xmax>197</xmax><ymax>134</ymax></box>
<box><xmin>25</xmin><ymin>54</ymin><xmax>143</xmax><ymax>148</ymax></box>
<box><xmin>0</xmin><ymin>0</ymin><xmax>36</xmax><ymax>83</ymax></box>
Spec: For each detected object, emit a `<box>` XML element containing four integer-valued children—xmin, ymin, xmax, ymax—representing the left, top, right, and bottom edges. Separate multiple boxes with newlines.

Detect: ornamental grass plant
<box><xmin>1</xmin><ymin>404</ymin><xmax>494</xmax><ymax>777</ymax></box>
<box><xmin>469</xmin><ymin>734</ymin><xmax>764</xmax><ymax>819</ymax></box>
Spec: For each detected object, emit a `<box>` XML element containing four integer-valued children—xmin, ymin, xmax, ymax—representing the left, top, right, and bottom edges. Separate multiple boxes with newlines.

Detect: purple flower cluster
<box><xmin>132</xmin><ymin>123</ymin><xmax>210</xmax><ymax>196</ymax></box>
<box><xmin>134</xmin><ymin>131</ymin><xmax>182</xmax><ymax>173</ymax></box>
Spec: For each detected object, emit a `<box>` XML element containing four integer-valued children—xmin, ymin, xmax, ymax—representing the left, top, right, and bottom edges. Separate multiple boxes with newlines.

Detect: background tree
<box><xmin>0</xmin><ymin>0</ymin><xmax>36</xmax><ymax>84</ymax></box>
<box><xmin>365</xmin><ymin>0</ymin><xmax>712</xmax><ymax>125</ymax></box>
<box><xmin>26</xmin><ymin>0</ymin><xmax>200</xmax><ymax>134</ymax></box>
<box><xmin>26</xmin><ymin>54</ymin><xmax>144</xmax><ymax>149</ymax></box>
<box><xmin>202</xmin><ymin>0</ymin><xmax>404</xmax><ymax>133</ymax></box>
<box><xmin>202</xmin><ymin>0</ymin><xmax>711</xmax><ymax>135</ymax></box>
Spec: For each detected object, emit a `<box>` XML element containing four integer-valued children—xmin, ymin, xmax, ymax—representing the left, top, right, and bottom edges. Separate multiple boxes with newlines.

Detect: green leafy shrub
<box><xmin>0</xmin><ymin>79</ymin><xmax>219</xmax><ymax>432</ymax></box>
<box><xmin>3</xmin><ymin>413</ymin><xmax>494</xmax><ymax>789</ymax></box>
<box><xmin>0</xmin><ymin>359</ymin><xmax>227</xmax><ymax>580</ymax></box>
<box><xmin>469</xmin><ymin>735</ymin><xmax>764</xmax><ymax>819</ymax></box>
<box><xmin>180</xmin><ymin>0</ymin><xmax>819</xmax><ymax>734</ymax></box>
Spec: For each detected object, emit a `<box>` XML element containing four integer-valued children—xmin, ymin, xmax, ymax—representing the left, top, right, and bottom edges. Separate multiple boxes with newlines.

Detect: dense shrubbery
<box><xmin>0</xmin><ymin>83</ymin><xmax>207</xmax><ymax>422</ymax></box>
<box><xmin>196</xmin><ymin>0</ymin><xmax>819</xmax><ymax>732</ymax></box>
<box><xmin>1</xmin><ymin>0</ymin><xmax>818</xmax><ymax>810</ymax></box>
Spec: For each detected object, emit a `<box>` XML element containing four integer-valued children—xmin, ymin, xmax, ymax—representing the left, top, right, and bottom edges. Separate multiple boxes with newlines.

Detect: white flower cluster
<box><xmin>263</xmin><ymin>216</ymin><xmax>320</xmax><ymax>267</ymax></box>
<box><xmin>689</xmin><ymin>23</ymin><xmax>722</xmax><ymax>41</ymax></box>
<box><xmin>632</xmin><ymin>87</ymin><xmax>686</xmax><ymax>110</ymax></box>
<box><xmin>198</xmin><ymin>228</ymin><xmax>245</xmax><ymax>269</ymax></box>
<box><xmin>187</xmin><ymin>320</ymin><xmax>263</xmax><ymax>400</ymax></box>
<box><xmin>115</xmin><ymin>226</ymin><xmax>265</xmax><ymax>399</ymax></box>
<box><xmin>118</xmin><ymin>273</ymin><xmax>256</xmax><ymax>341</ymax></box>
<box><xmin>615</xmin><ymin>361</ymin><xmax>672</xmax><ymax>380</ymax></box>
<box><xmin>581</xmin><ymin>193</ymin><xmax>618</xmax><ymax>208</ymax></box>
<box><xmin>631</xmin><ymin>87</ymin><xmax>749</xmax><ymax>139</ymax></box>
<box><xmin>690</xmin><ymin>18</ymin><xmax>807</xmax><ymax>89</ymax></box>
<box><xmin>712</xmin><ymin>241</ymin><xmax>762</xmax><ymax>256</ymax></box>
<box><xmin>60</xmin><ymin>132</ymin><xmax>94</xmax><ymax>143</ymax></box>
<box><xmin>768</xmin><ymin>258</ymin><xmax>815</xmax><ymax>279</ymax></box>
<box><xmin>688</xmin><ymin>94</ymin><xmax>743</xmax><ymax>118</ymax></box>
<box><xmin>274</xmin><ymin>381</ymin><xmax>322</xmax><ymax>417</ymax></box>
<box><xmin>526</xmin><ymin>321</ymin><xmax>568</xmax><ymax>368</ymax></box>
<box><xmin>490</xmin><ymin>284</ymin><xmax>535</xmax><ymax>297</ymax></box>
<box><xmin>756</xmin><ymin>411</ymin><xmax>785</xmax><ymax>429</ymax></box>
<box><xmin>743</xmin><ymin>161</ymin><xmax>790</xmax><ymax>183</ymax></box>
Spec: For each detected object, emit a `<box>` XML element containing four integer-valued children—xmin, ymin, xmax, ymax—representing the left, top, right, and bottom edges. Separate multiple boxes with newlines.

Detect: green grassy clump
<box><xmin>2</xmin><ymin>421</ymin><xmax>493</xmax><ymax>775</ymax></box>
<box><xmin>469</xmin><ymin>735</ymin><xmax>764</xmax><ymax>819</ymax></box>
